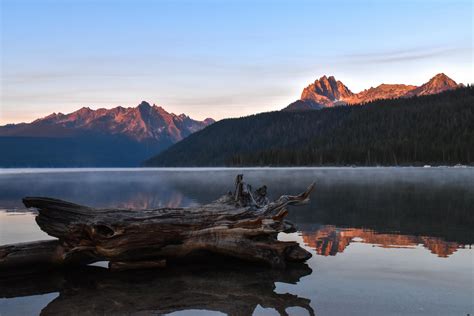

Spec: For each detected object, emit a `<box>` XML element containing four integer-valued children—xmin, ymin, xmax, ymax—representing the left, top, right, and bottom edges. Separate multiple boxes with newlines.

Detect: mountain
<box><xmin>348</xmin><ymin>83</ymin><xmax>417</xmax><ymax>103</ymax></box>
<box><xmin>300</xmin><ymin>75</ymin><xmax>354</xmax><ymax>107</ymax></box>
<box><xmin>1</xmin><ymin>101</ymin><xmax>214</xmax><ymax>143</ymax></box>
<box><xmin>0</xmin><ymin>102</ymin><xmax>214</xmax><ymax>167</ymax></box>
<box><xmin>404</xmin><ymin>73</ymin><xmax>462</xmax><ymax>97</ymax></box>
<box><xmin>144</xmin><ymin>86</ymin><xmax>473</xmax><ymax>167</ymax></box>
<box><xmin>284</xmin><ymin>73</ymin><xmax>462</xmax><ymax>110</ymax></box>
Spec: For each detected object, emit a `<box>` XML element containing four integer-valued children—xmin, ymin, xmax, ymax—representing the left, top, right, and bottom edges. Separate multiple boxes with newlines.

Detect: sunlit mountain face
<box><xmin>285</xmin><ymin>73</ymin><xmax>463</xmax><ymax>110</ymax></box>
<box><xmin>0</xmin><ymin>101</ymin><xmax>214</xmax><ymax>143</ymax></box>
<box><xmin>0</xmin><ymin>101</ymin><xmax>214</xmax><ymax>167</ymax></box>
<box><xmin>300</xmin><ymin>226</ymin><xmax>465</xmax><ymax>258</ymax></box>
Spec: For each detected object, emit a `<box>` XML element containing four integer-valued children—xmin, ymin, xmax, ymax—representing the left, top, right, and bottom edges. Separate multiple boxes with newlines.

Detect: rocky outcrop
<box><xmin>347</xmin><ymin>84</ymin><xmax>417</xmax><ymax>104</ymax></box>
<box><xmin>300</xmin><ymin>75</ymin><xmax>354</xmax><ymax>107</ymax></box>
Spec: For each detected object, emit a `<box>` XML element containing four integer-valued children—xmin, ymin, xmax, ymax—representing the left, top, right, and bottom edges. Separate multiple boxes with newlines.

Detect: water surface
<box><xmin>0</xmin><ymin>168</ymin><xmax>473</xmax><ymax>315</ymax></box>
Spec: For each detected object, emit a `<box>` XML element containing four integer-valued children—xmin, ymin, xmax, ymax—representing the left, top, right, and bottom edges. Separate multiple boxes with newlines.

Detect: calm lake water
<box><xmin>0</xmin><ymin>168</ymin><xmax>473</xmax><ymax>316</ymax></box>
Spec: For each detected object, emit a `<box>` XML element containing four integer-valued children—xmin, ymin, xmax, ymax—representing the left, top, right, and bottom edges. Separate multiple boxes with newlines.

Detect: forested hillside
<box><xmin>144</xmin><ymin>87</ymin><xmax>474</xmax><ymax>167</ymax></box>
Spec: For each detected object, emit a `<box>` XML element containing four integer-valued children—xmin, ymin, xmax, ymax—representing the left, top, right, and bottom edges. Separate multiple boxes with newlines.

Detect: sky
<box><xmin>0</xmin><ymin>0</ymin><xmax>472</xmax><ymax>124</ymax></box>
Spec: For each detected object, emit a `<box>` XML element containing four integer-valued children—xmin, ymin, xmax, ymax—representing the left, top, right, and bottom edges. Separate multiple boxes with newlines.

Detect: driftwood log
<box><xmin>0</xmin><ymin>175</ymin><xmax>314</xmax><ymax>270</ymax></box>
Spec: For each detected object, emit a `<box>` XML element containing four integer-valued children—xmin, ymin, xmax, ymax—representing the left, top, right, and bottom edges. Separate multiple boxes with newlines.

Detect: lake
<box><xmin>0</xmin><ymin>168</ymin><xmax>473</xmax><ymax>315</ymax></box>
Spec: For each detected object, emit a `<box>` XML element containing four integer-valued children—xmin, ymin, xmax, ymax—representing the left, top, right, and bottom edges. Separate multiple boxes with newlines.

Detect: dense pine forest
<box><xmin>144</xmin><ymin>86</ymin><xmax>474</xmax><ymax>167</ymax></box>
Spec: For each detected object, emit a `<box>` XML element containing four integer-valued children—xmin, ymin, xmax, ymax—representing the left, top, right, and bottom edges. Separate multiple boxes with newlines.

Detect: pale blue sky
<box><xmin>1</xmin><ymin>0</ymin><xmax>472</xmax><ymax>124</ymax></box>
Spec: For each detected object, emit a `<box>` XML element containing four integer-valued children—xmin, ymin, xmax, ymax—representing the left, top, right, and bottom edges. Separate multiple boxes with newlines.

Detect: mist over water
<box><xmin>0</xmin><ymin>168</ymin><xmax>473</xmax><ymax>315</ymax></box>
<box><xmin>1</xmin><ymin>167</ymin><xmax>472</xmax><ymax>206</ymax></box>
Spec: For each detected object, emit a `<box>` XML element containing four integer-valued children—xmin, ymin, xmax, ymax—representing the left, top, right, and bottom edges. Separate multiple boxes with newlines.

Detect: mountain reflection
<box><xmin>0</xmin><ymin>262</ymin><xmax>315</xmax><ymax>316</ymax></box>
<box><xmin>300</xmin><ymin>225</ymin><xmax>467</xmax><ymax>258</ymax></box>
<box><xmin>115</xmin><ymin>191</ymin><xmax>188</xmax><ymax>209</ymax></box>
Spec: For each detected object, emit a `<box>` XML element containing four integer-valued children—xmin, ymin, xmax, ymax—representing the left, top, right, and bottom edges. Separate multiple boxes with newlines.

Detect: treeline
<box><xmin>144</xmin><ymin>86</ymin><xmax>474</xmax><ymax>167</ymax></box>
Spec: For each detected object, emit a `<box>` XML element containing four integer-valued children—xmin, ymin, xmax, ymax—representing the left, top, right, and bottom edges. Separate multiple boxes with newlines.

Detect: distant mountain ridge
<box><xmin>1</xmin><ymin>101</ymin><xmax>214</xmax><ymax>143</ymax></box>
<box><xmin>0</xmin><ymin>73</ymin><xmax>467</xmax><ymax>167</ymax></box>
<box><xmin>0</xmin><ymin>102</ymin><xmax>214</xmax><ymax>167</ymax></box>
<box><xmin>285</xmin><ymin>73</ymin><xmax>463</xmax><ymax>110</ymax></box>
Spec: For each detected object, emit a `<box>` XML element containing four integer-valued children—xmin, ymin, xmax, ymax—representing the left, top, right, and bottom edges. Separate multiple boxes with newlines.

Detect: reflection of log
<box><xmin>0</xmin><ymin>261</ymin><xmax>315</xmax><ymax>316</ymax></box>
<box><xmin>0</xmin><ymin>175</ymin><xmax>314</xmax><ymax>270</ymax></box>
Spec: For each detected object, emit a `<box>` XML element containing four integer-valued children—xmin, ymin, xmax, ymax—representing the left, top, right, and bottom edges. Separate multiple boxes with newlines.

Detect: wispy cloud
<box><xmin>339</xmin><ymin>46</ymin><xmax>468</xmax><ymax>64</ymax></box>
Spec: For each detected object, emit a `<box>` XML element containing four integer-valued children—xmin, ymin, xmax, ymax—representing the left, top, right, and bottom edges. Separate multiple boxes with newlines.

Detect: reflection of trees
<box><xmin>301</xmin><ymin>225</ymin><xmax>465</xmax><ymax>258</ymax></box>
<box><xmin>0</xmin><ymin>262</ymin><xmax>315</xmax><ymax>316</ymax></box>
<box><xmin>288</xmin><ymin>181</ymin><xmax>474</xmax><ymax>245</ymax></box>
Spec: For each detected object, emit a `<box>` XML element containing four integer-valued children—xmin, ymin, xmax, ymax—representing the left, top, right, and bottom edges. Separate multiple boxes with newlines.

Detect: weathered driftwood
<box><xmin>0</xmin><ymin>175</ymin><xmax>314</xmax><ymax>270</ymax></box>
<box><xmin>0</xmin><ymin>262</ymin><xmax>315</xmax><ymax>316</ymax></box>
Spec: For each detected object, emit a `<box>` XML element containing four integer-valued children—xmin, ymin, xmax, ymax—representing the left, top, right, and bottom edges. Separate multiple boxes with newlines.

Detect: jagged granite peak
<box><xmin>300</xmin><ymin>75</ymin><xmax>354</xmax><ymax>106</ymax></box>
<box><xmin>137</xmin><ymin>101</ymin><xmax>152</xmax><ymax>111</ymax></box>
<box><xmin>285</xmin><ymin>73</ymin><xmax>462</xmax><ymax>111</ymax></box>
<box><xmin>1</xmin><ymin>102</ymin><xmax>214</xmax><ymax>143</ymax></box>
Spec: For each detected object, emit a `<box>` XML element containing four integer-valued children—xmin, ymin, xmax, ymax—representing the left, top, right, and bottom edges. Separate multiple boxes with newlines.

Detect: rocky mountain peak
<box><xmin>432</xmin><ymin>72</ymin><xmax>450</xmax><ymax>79</ymax></box>
<box><xmin>428</xmin><ymin>73</ymin><xmax>457</xmax><ymax>86</ymax></box>
<box><xmin>137</xmin><ymin>101</ymin><xmax>152</xmax><ymax>110</ymax></box>
<box><xmin>404</xmin><ymin>73</ymin><xmax>459</xmax><ymax>97</ymax></box>
<box><xmin>76</xmin><ymin>106</ymin><xmax>93</xmax><ymax>114</ymax></box>
<box><xmin>285</xmin><ymin>73</ymin><xmax>462</xmax><ymax>111</ymax></box>
<box><xmin>300</xmin><ymin>75</ymin><xmax>354</xmax><ymax>107</ymax></box>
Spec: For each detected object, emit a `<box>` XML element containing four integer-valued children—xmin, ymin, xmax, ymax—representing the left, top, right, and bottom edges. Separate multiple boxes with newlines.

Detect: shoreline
<box><xmin>0</xmin><ymin>165</ymin><xmax>473</xmax><ymax>175</ymax></box>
